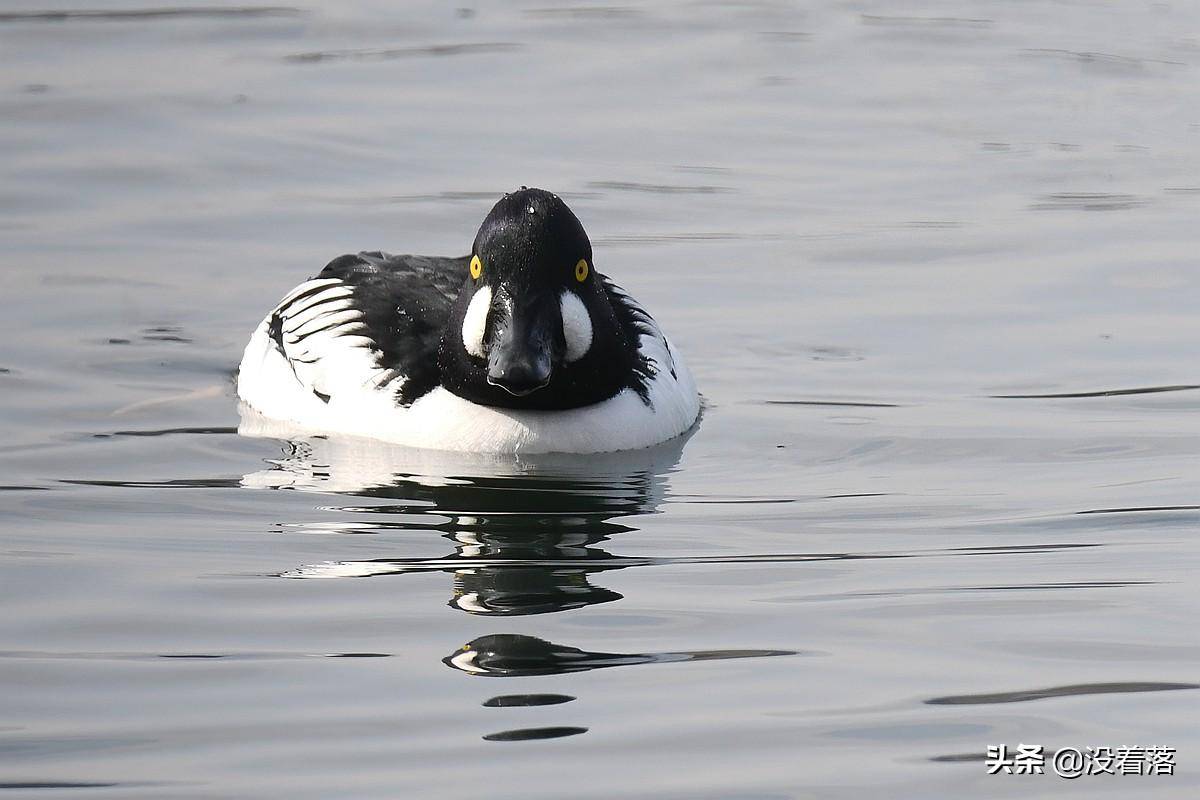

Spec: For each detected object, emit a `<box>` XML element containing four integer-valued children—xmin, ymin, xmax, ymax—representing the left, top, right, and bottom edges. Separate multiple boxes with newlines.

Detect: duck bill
<box><xmin>486</xmin><ymin>288</ymin><xmax>557</xmax><ymax>396</ymax></box>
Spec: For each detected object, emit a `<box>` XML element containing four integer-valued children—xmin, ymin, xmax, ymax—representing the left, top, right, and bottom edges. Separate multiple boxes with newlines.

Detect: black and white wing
<box><xmin>602</xmin><ymin>276</ymin><xmax>679</xmax><ymax>405</ymax></box>
<box><xmin>238</xmin><ymin>251</ymin><xmax>464</xmax><ymax>414</ymax></box>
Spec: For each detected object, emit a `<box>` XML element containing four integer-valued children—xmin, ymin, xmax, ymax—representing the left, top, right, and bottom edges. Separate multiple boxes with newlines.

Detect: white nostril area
<box><xmin>461</xmin><ymin>284</ymin><xmax>492</xmax><ymax>358</ymax></box>
<box><xmin>560</xmin><ymin>291</ymin><xmax>593</xmax><ymax>362</ymax></box>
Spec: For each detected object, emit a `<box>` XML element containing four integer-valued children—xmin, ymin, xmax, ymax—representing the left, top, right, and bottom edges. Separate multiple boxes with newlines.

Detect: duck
<box><xmin>237</xmin><ymin>188</ymin><xmax>700</xmax><ymax>453</ymax></box>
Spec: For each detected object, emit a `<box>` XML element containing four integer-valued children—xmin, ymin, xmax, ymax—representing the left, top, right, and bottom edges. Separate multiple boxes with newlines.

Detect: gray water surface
<box><xmin>2</xmin><ymin>1</ymin><xmax>1199</xmax><ymax>798</ymax></box>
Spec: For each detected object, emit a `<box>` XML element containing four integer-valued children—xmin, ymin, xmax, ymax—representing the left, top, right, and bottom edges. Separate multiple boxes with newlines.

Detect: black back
<box><xmin>317</xmin><ymin>251</ymin><xmax>463</xmax><ymax>405</ymax></box>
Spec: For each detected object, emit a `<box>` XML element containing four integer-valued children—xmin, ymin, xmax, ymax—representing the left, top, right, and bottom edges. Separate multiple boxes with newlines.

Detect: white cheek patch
<box><xmin>560</xmin><ymin>290</ymin><xmax>593</xmax><ymax>362</ymax></box>
<box><xmin>461</xmin><ymin>284</ymin><xmax>492</xmax><ymax>359</ymax></box>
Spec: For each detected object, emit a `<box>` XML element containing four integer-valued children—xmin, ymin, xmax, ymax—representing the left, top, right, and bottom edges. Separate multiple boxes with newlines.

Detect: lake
<box><xmin>1</xmin><ymin>1</ymin><xmax>1198</xmax><ymax>797</ymax></box>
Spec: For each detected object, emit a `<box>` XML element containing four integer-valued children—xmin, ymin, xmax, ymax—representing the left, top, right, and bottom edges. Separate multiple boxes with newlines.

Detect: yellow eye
<box><xmin>470</xmin><ymin>255</ymin><xmax>483</xmax><ymax>280</ymax></box>
<box><xmin>574</xmin><ymin>259</ymin><xmax>589</xmax><ymax>282</ymax></box>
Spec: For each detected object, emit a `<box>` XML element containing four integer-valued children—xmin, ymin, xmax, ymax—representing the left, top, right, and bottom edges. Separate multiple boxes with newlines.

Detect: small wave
<box><xmin>1078</xmin><ymin>505</ymin><xmax>1199</xmax><ymax>515</ymax></box>
<box><xmin>927</xmin><ymin>681</ymin><xmax>1198</xmax><ymax>705</ymax></box>
<box><xmin>1022</xmin><ymin>48</ymin><xmax>1185</xmax><ymax>68</ymax></box>
<box><xmin>0</xmin><ymin>7</ymin><xmax>301</xmax><ymax>23</ymax></box>
<box><xmin>286</xmin><ymin>42</ymin><xmax>518</xmax><ymax>64</ymax></box>
<box><xmin>991</xmin><ymin>384</ymin><xmax>1199</xmax><ymax>399</ymax></box>
<box><xmin>0</xmin><ymin>650</ymin><xmax>390</xmax><ymax>661</ymax></box>
<box><xmin>1031</xmin><ymin>192</ymin><xmax>1148</xmax><ymax>211</ymax></box>
<box><xmin>588</xmin><ymin>181</ymin><xmax>734</xmax><ymax>195</ymax></box>
<box><xmin>0</xmin><ymin>782</ymin><xmax>125</xmax><ymax>790</ymax></box>
<box><xmin>861</xmin><ymin>15</ymin><xmax>993</xmax><ymax>28</ymax></box>
<box><xmin>764</xmin><ymin>399</ymin><xmax>900</xmax><ymax>408</ymax></box>
<box><xmin>525</xmin><ymin>6</ymin><xmax>639</xmax><ymax>19</ymax></box>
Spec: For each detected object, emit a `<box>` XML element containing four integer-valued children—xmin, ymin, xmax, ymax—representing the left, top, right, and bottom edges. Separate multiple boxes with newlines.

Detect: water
<box><xmin>2</xmin><ymin>1</ymin><xmax>1198</xmax><ymax>797</ymax></box>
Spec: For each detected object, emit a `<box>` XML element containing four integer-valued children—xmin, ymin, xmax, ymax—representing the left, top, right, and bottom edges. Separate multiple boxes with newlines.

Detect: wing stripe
<box><xmin>282</xmin><ymin>299</ymin><xmax>355</xmax><ymax>334</ymax></box>
<box><xmin>284</xmin><ymin>290</ymin><xmax>354</xmax><ymax>318</ymax></box>
<box><xmin>289</xmin><ymin>317</ymin><xmax>366</xmax><ymax>344</ymax></box>
<box><xmin>245</xmin><ymin>254</ymin><xmax>461</xmax><ymax>412</ymax></box>
<box><xmin>276</xmin><ymin>277</ymin><xmax>342</xmax><ymax>307</ymax></box>
<box><xmin>286</xmin><ymin>308</ymin><xmax>362</xmax><ymax>339</ymax></box>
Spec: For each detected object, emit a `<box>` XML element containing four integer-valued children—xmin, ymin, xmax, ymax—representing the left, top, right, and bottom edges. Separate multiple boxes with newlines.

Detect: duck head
<box><xmin>439</xmin><ymin>188</ymin><xmax>639</xmax><ymax>410</ymax></box>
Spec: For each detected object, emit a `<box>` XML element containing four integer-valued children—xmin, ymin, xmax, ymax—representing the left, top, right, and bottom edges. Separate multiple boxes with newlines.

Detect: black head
<box><xmin>438</xmin><ymin>188</ymin><xmax>639</xmax><ymax>410</ymax></box>
<box><xmin>472</xmin><ymin>188</ymin><xmax>593</xmax><ymax>288</ymax></box>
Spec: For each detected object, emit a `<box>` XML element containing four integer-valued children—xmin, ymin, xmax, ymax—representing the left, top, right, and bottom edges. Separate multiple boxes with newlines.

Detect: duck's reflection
<box><xmin>241</xmin><ymin>408</ymin><xmax>689</xmax><ymax>616</ymax></box>
<box><xmin>445</xmin><ymin>634</ymin><xmax>795</xmax><ymax>743</ymax></box>
<box><xmin>448</xmin><ymin>548</ymin><xmax>624</xmax><ymax>615</ymax></box>
<box><xmin>240</xmin><ymin>412</ymin><xmax>795</xmax><ymax>742</ymax></box>
<box><xmin>444</xmin><ymin>634</ymin><xmax>795</xmax><ymax>676</ymax></box>
<box><xmin>278</xmin><ymin>510</ymin><xmax>636</xmax><ymax>613</ymax></box>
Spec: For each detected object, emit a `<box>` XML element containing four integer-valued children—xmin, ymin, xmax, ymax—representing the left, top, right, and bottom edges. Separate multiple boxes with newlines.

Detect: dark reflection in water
<box><xmin>93</xmin><ymin>426</ymin><xmax>239</xmax><ymax>439</ymax></box>
<box><xmin>282</xmin><ymin>518</ymin><xmax>634</xmax><ymax>615</ymax></box>
<box><xmin>482</xmin><ymin>694</ymin><xmax>575</xmax><ymax>708</ymax></box>
<box><xmin>62</xmin><ymin>477</ymin><xmax>243</xmax><ymax>489</ymax></box>
<box><xmin>238</xmin><ymin>419</ymin><xmax>794</xmax><ymax>741</ymax></box>
<box><xmin>482</xmin><ymin>726</ymin><xmax>588</xmax><ymax>742</ymax></box>
<box><xmin>245</xmin><ymin>419</ymin><xmax>691</xmax><ymax>616</ymax></box>
<box><xmin>444</xmin><ymin>635</ymin><xmax>795</xmax><ymax>677</ymax></box>
<box><xmin>445</xmin><ymin>634</ymin><xmax>793</xmax><ymax>741</ymax></box>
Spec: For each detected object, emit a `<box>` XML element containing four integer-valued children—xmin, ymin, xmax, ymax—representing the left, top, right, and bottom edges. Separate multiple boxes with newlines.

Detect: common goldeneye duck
<box><xmin>237</xmin><ymin>188</ymin><xmax>699</xmax><ymax>453</ymax></box>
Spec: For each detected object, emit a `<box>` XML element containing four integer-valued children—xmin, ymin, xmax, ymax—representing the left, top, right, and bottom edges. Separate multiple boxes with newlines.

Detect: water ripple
<box><xmin>525</xmin><ymin>7</ymin><xmax>639</xmax><ymax>20</ymax></box>
<box><xmin>1077</xmin><ymin>505</ymin><xmax>1199</xmax><ymax>515</ymax></box>
<box><xmin>927</xmin><ymin>681</ymin><xmax>1199</xmax><ymax>705</ymax></box>
<box><xmin>992</xmin><ymin>384</ymin><xmax>1200</xmax><ymax>399</ymax></box>
<box><xmin>279</xmin><ymin>542</ymin><xmax>1105</xmax><ymax>581</ymax></box>
<box><xmin>1022</xmin><ymin>48</ymin><xmax>1186</xmax><ymax>68</ymax></box>
<box><xmin>0</xmin><ymin>650</ymin><xmax>390</xmax><ymax>661</ymax></box>
<box><xmin>763</xmin><ymin>399</ymin><xmax>901</xmax><ymax>408</ymax></box>
<box><xmin>1031</xmin><ymin>193</ymin><xmax>1149</xmax><ymax>211</ymax></box>
<box><xmin>588</xmin><ymin>181</ymin><xmax>734</xmax><ymax>195</ymax></box>
<box><xmin>286</xmin><ymin>43</ymin><xmax>519</xmax><ymax>64</ymax></box>
<box><xmin>0</xmin><ymin>782</ymin><xmax>124</xmax><ymax>790</ymax></box>
<box><xmin>861</xmin><ymin>15</ymin><xmax>993</xmax><ymax>29</ymax></box>
<box><xmin>0</xmin><ymin>7</ymin><xmax>301</xmax><ymax>23</ymax></box>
